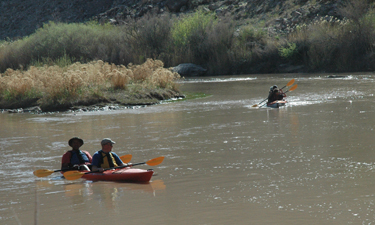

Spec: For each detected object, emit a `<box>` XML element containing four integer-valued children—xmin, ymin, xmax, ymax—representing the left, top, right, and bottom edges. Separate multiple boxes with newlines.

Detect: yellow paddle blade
<box><xmin>63</xmin><ymin>171</ymin><xmax>85</xmax><ymax>181</ymax></box>
<box><xmin>251</xmin><ymin>104</ymin><xmax>258</xmax><ymax>107</ymax></box>
<box><xmin>146</xmin><ymin>156</ymin><xmax>165</xmax><ymax>166</ymax></box>
<box><xmin>33</xmin><ymin>169</ymin><xmax>55</xmax><ymax>177</ymax></box>
<box><xmin>120</xmin><ymin>154</ymin><xmax>132</xmax><ymax>163</ymax></box>
<box><xmin>289</xmin><ymin>84</ymin><xmax>298</xmax><ymax>91</ymax></box>
<box><xmin>286</xmin><ymin>78</ymin><xmax>295</xmax><ymax>87</ymax></box>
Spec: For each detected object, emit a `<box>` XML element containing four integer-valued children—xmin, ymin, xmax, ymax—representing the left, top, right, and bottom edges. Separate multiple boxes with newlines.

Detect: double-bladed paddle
<box><xmin>279</xmin><ymin>78</ymin><xmax>295</xmax><ymax>90</ymax></box>
<box><xmin>33</xmin><ymin>154</ymin><xmax>133</xmax><ymax>178</ymax></box>
<box><xmin>63</xmin><ymin>156</ymin><xmax>165</xmax><ymax>181</ymax></box>
<box><xmin>251</xmin><ymin>78</ymin><xmax>295</xmax><ymax>107</ymax></box>
<box><xmin>283</xmin><ymin>84</ymin><xmax>298</xmax><ymax>94</ymax></box>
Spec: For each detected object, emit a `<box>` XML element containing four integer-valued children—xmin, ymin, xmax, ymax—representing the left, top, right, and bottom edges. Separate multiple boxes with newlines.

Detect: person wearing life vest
<box><xmin>267</xmin><ymin>85</ymin><xmax>286</xmax><ymax>103</ymax></box>
<box><xmin>61</xmin><ymin>137</ymin><xmax>92</xmax><ymax>171</ymax></box>
<box><xmin>91</xmin><ymin>138</ymin><xmax>131</xmax><ymax>172</ymax></box>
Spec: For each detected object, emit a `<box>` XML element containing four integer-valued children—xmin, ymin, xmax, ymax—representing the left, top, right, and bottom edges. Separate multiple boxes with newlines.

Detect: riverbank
<box><xmin>0</xmin><ymin>89</ymin><xmax>184</xmax><ymax>114</ymax></box>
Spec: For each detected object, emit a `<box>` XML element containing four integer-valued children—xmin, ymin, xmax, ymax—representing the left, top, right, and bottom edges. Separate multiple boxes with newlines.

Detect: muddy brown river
<box><xmin>1</xmin><ymin>73</ymin><xmax>375</xmax><ymax>225</ymax></box>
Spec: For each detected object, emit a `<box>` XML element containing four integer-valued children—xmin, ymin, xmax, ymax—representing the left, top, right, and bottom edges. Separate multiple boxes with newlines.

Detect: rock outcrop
<box><xmin>173</xmin><ymin>63</ymin><xmax>207</xmax><ymax>77</ymax></box>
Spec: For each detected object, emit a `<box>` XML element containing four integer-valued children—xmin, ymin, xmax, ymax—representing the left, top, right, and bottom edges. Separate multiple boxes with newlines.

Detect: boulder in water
<box><xmin>172</xmin><ymin>63</ymin><xmax>207</xmax><ymax>77</ymax></box>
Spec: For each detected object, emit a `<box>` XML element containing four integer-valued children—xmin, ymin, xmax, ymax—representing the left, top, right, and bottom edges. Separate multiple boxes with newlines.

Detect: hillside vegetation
<box><xmin>1</xmin><ymin>0</ymin><xmax>374</xmax><ymax>74</ymax></box>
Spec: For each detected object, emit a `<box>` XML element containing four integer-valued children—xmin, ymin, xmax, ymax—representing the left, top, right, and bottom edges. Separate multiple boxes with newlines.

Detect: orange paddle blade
<box><xmin>289</xmin><ymin>84</ymin><xmax>298</xmax><ymax>91</ymax></box>
<box><xmin>33</xmin><ymin>169</ymin><xmax>55</xmax><ymax>177</ymax></box>
<box><xmin>63</xmin><ymin>171</ymin><xmax>85</xmax><ymax>180</ymax></box>
<box><xmin>286</xmin><ymin>78</ymin><xmax>295</xmax><ymax>87</ymax></box>
<box><xmin>146</xmin><ymin>157</ymin><xmax>165</xmax><ymax>166</ymax></box>
<box><xmin>120</xmin><ymin>154</ymin><xmax>132</xmax><ymax>163</ymax></box>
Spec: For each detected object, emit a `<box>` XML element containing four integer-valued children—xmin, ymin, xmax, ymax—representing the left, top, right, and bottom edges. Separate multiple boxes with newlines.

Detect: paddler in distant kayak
<box><xmin>61</xmin><ymin>137</ymin><xmax>92</xmax><ymax>171</ymax></box>
<box><xmin>91</xmin><ymin>138</ymin><xmax>132</xmax><ymax>172</ymax></box>
<box><xmin>267</xmin><ymin>85</ymin><xmax>286</xmax><ymax>103</ymax></box>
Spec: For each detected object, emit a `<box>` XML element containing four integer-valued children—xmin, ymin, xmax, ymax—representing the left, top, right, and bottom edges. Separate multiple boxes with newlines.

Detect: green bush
<box><xmin>171</xmin><ymin>10</ymin><xmax>216</xmax><ymax>48</ymax></box>
<box><xmin>169</xmin><ymin>10</ymin><xmax>240</xmax><ymax>74</ymax></box>
<box><xmin>237</xmin><ymin>25</ymin><xmax>267</xmax><ymax>48</ymax></box>
<box><xmin>0</xmin><ymin>21</ymin><xmax>128</xmax><ymax>72</ymax></box>
<box><xmin>279</xmin><ymin>42</ymin><xmax>297</xmax><ymax>59</ymax></box>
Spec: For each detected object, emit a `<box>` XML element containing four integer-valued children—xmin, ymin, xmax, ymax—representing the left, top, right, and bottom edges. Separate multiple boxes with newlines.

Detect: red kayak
<box><xmin>81</xmin><ymin>168</ymin><xmax>154</xmax><ymax>182</ymax></box>
<box><xmin>62</xmin><ymin>157</ymin><xmax>165</xmax><ymax>182</ymax></box>
<box><xmin>64</xmin><ymin>167</ymin><xmax>154</xmax><ymax>183</ymax></box>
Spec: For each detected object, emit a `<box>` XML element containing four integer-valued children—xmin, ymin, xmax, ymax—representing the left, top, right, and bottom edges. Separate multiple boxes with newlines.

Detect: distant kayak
<box><xmin>266</xmin><ymin>100</ymin><xmax>287</xmax><ymax>108</ymax></box>
<box><xmin>68</xmin><ymin>168</ymin><xmax>154</xmax><ymax>183</ymax></box>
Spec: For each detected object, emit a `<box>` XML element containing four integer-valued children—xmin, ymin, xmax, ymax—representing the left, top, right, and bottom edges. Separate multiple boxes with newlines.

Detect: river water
<box><xmin>1</xmin><ymin>73</ymin><xmax>375</xmax><ymax>225</ymax></box>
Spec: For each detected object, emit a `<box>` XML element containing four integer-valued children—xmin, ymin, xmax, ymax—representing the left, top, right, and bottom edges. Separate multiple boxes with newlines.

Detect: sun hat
<box><xmin>68</xmin><ymin>137</ymin><xmax>84</xmax><ymax>147</ymax></box>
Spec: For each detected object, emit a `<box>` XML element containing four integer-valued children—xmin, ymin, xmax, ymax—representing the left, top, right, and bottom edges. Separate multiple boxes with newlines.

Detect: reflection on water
<box><xmin>62</xmin><ymin>179</ymin><xmax>166</xmax><ymax>207</ymax></box>
<box><xmin>1</xmin><ymin>73</ymin><xmax>375</xmax><ymax>224</ymax></box>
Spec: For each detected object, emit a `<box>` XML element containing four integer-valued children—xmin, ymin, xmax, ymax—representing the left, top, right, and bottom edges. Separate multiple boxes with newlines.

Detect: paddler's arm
<box><xmin>62</xmin><ymin>163</ymin><xmax>84</xmax><ymax>171</ymax></box>
<box><xmin>279</xmin><ymin>89</ymin><xmax>286</xmax><ymax>97</ymax></box>
<box><xmin>61</xmin><ymin>163</ymin><xmax>71</xmax><ymax>171</ymax></box>
<box><xmin>91</xmin><ymin>153</ymin><xmax>104</xmax><ymax>172</ymax></box>
<box><xmin>61</xmin><ymin>151</ymin><xmax>72</xmax><ymax>170</ymax></box>
<box><xmin>91</xmin><ymin>165</ymin><xmax>104</xmax><ymax>172</ymax></box>
<box><xmin>113</xmin><ymin>153</ymin><xmax>132</xmax><ymax>167</ymax></box>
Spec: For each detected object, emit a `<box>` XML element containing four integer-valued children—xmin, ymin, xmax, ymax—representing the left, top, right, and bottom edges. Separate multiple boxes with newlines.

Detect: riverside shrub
<box><xmin>170</xmin><ymin>10</ymin><xmax>217</xmax><ymax>64</ymax></box>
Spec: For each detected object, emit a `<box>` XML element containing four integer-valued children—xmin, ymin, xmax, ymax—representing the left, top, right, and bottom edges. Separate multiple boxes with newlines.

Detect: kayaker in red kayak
<box><xmin>91</xmin><ymin>138</ymin><xmax>132</xmax><ymax>172</ymax></box>
<box><xmin>267</xmin><ymin>85</ymin><xmax>286</xmax><ymax>103</ymax></box>
<box><xmin>61</xmin><ymin>137</ymin><xmax>92</xmax><ymax>171</ymax></box>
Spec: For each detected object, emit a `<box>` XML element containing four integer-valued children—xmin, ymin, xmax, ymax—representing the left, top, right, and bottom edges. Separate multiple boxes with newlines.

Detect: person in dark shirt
<box><xmin>61</xmin><ymin>137</ymin><xmax>92</xmax><ymax>171</ymax></box>
<box><xmin>267</xmin><ymin>85</ymin><xmax>286</xmax><ymax>103</ymax></box>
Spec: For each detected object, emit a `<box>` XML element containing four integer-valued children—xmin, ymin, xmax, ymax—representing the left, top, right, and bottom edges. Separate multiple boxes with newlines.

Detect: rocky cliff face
<box><xmin>1</xmin><ymin>0</ymin><xmax>342</xmax><ymax>40</ymax></box>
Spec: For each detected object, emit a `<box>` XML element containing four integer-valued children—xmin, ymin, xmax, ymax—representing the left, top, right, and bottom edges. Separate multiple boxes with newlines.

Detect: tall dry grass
<box><xmin>0</xmin><ymin>59</ymin><xmax>180</xmax><ymax>109</ymax></box>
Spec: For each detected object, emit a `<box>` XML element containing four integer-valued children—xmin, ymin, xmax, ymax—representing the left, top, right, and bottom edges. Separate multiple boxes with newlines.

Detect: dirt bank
<box><xmin>1</xmin><ymin>89</ymin><xmax>185</xmax><ymax>113</ymax></box>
